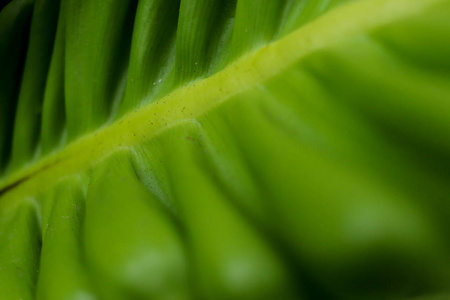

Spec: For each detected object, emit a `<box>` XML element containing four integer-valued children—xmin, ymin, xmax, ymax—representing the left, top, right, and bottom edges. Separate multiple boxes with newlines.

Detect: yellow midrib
<box><xmin>0</xmin><ymin>0</ymin><xmax>441</xmax><ymax>207</ymax></box>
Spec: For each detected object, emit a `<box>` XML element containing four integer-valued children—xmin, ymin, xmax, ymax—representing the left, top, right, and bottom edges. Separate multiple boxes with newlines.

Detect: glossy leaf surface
<box><xmin>1</xmin><ymin>0</ymin><xmax>450</xmax><ymax>299</ymax></box>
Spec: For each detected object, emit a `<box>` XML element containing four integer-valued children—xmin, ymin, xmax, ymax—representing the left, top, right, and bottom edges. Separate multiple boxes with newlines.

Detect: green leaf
<box><xmin>1</xmin><ymin>0</ymin><xmax>450</xmax><ymax>299</ymax></box>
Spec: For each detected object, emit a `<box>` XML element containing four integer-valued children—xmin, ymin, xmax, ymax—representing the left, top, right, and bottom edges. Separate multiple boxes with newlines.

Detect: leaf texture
<box><xmin>1</xmin><ymin>0</ymin><xmax>450</xmax><ymax>299</ymax></box>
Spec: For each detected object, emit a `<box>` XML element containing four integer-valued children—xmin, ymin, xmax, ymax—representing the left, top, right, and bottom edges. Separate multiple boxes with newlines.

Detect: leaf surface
<box><xmin>1</xmin><ymin>0</ymin><xmax>450</xmax><ymax>299</ymax></box>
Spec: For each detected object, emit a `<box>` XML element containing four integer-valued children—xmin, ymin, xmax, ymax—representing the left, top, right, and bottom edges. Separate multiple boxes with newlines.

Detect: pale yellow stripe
<box><xmin>0</xmin><ymin>0</ymin><xmax>442</xmax><ymax>208</ymax></box>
